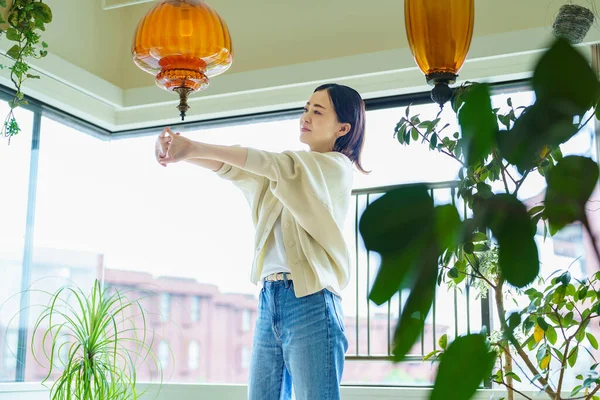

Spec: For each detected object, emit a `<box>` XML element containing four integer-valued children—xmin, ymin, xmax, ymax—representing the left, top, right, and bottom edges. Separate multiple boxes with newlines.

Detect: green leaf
<box><xmin>476</xmin><ymin>194</ymin><xmax>539</xmax><ymax>287</ymax></box>
<box><xmin>430</xmin><ymin>334</ymin><xmax>496</xmax><ymax>400</ymax></box>
<box><xmin>424</xmin><ymin>350</ymin><xmax>441</xmax><ymax>361</ymax></box>
<box><xmin>498</xmin><ymin>105</ymin><xmax>578</xmax><ymax>172</ymax></box>
<box><xmin>448</xmin><ymin>267</ymin><xmax>460</xmax><ymax>282</ymax></box>
<box><xmin>463</xmin><ymin>242</ymin><xmax>474</xmax><ymax>254</ymax></box>
<box><xmin>528</xmin><ymin>205</ymin><xmax>545</xmax><ymax>217</ymax></box>
<box><xmin>439</xmin><ymin>334</ymin><xmax>448</xmax><ymax>350</ymax></box>
<box><xmin>498</xmin><ymin>114</ymin><xmax>511</xmax><ymax>129</ymax></box>
<box><xmin>471</xmin><ymin>232</ymin><xmax>488</xmax><ymax>242</ymax></box>
<box><xmin>578</xmin><ymin>286</ymin><xmax>588</xmax><ymax>300</ymax></box>
<box><xmin>504</xmin><ymin>371</ymin><xmax>521</xmax><ymax>383</ymax></box>
<box><xmin>584</xmin><ymin>377</ymin><xmax>596</xmax><ymax>388</ymax></box>
<box><xmin>32</xmin><ymin>2</ymin><xmax>53</xmax><ymax>23</ymax></box>
<box><xmin>553</xmin><ymin>347</ymin><xmax>564</xmax><ymax>361</ymax></box>
<box><xmin>546</xmin><ymin>325</ymin><xmax>557</xmax><ymax>345</ymax></box>
<box><xmin>554</xmin><ymin>285</ymin><xmax>567</xmax><ymax>304</ymax></box>
<box><xmin>435</xmin><ymin>204</ymin><xmax>462</xmax><ymax>254</ymax></box>
<box><xmin>473</xmin><ymin>243</ymin><xmax>490</xmax><ymax>252</ymax></box>
<box><xmin>576</xmin><ymin>321</ymin><xmax>588</xmax><ymax>342</ymax></box>
<box><xmin>508</xmin><ymin>312</ymin><xmax>521</xmax><ymax>330</ymax></box>
<box><xmin>568</xmin><ymin>346</ymin><xmax>579</xmax><ymax>368</ymax></box>
<box><xmin>536</xmin><ymin>343</ymin><xmax>548</xmax><ymax>363</ymax></box>
<box><xmin>392</xmin><ymin>250</ymin><xmax>438</xmax><ymax>361</ymax></box>
<box><xmin>430</xmin><ymin>133</ymin><xmax>438</xmax><ymax>149</ymax></box>
<box><xmin>6</xmin><ymin>44</ymin><xmax>20</xmax><ymax>60</ymax></box>
<box><xmin>476</xmin><ymin>182</ymin><xmax>493</xmax><ymax>199</ymax></box>
<box><xmin>551</xmin><ymin>146</ymin><xmax>563</xmax><ymax>161</ymax></box>
<box><xmin>5</xmin><ymin>27</ymin><xmax>19</xmax><ymax>41</ymax></box>
<box><xmin>361</xmin><ymin>185</ymin><xmax>435</xmax><ymax>305</ymax></box>
<box><xmin>412</xmin><ymin>128</ymin><xmax>419</xmax><ymax>141</ymax></box>
<box><xmin>559</xmin><ymin>271</ymin><xmax>572</xmax><ymax>287</ymax></box>
<box><xmin>457</xmin><ymin>83</ymin><xmax>497</xmax><ymax>167</ymax></box>
<box><xmin>587</xmin><ymin>333</ymin><xmax>599</xmax><ymax>350</ymax></box>
<box><xmin>545</xmin><ymin>156</ymin><xmax>599</xmax><ymax>232</ymax></box>
<box><xmin>0</xmin><ymin>0</ymin><xmax>6</xmax><ymax>8</ymax></box>
<box><xmin>533</xmin><ymin>38</ymin><xmax>600</xmax><ymax>116</ymax></box>
<box><xmin>564</xmin><ymin>311</ymin><xmax>574</xmax><ymax>326</ymax></box>
<box><xmin>396</xmin><ymin>124</ymin><xmax>407</xmax><ymax>144</ymax></box>
<box><xmin>536</xmin><ymin>317</ymin><xmax>549</xmax><ymax>331</ymax></box>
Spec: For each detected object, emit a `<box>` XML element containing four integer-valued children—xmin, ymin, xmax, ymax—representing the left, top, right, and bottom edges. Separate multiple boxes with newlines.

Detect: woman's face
<box><xmin>300</xmin><ymin>90</ymin><xmax>350</xmax><ymax>152</ymax></box>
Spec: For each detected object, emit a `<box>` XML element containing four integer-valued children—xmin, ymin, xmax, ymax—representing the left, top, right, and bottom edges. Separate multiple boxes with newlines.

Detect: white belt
<box><xmin>264</xmin><ymin>272</ymin><xmax>293</xmax><ymax>282</ymax></box>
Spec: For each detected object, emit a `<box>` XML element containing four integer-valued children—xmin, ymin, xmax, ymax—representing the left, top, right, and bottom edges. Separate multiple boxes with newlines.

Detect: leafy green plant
<box><xmin>29</xmin><ymin>279</ymin><xmax>164</xmax><ymax>400</ymax></box>
<box><xmin>0</xmin><ymin>0</ymin><xmax>51</xmax><ymax>141</ymax></box>
<box><xmin>360</xmin><ymin>37</ymin><xmax>600</xmax><ymax>400</ymax></box>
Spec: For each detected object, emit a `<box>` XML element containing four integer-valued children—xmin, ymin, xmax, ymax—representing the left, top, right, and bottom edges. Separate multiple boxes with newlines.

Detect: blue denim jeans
<box><xmin>249</xmin><ymin>276</ymin><xmax>348</xmax><ymax>400</ymax></box>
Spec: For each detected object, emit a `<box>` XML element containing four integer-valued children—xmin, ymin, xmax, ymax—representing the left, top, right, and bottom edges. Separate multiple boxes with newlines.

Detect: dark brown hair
<box><xmin>314</xmin><ymin>83</ymin><xmax>369</xmax><ymax>174</ymax></box>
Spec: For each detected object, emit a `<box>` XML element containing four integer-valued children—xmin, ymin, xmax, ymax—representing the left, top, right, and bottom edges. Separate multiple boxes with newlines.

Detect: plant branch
<box><xmin>492</xmin><ymin>150</ymin><xmax>512</xmax><ymax>194</ymax></box>
<box><xmin>513</xmin><ymin>170</ymin><xmax>531</xmax><ymax>198</ymax></box>
<box><xmin>441</xmin><ymin>265</ymin><xmax>485</xmax><ymax>283</ymax></box>
<box><xmin>554</xmin><ymin>307</ymin><xmax>568</xmax><ymax>342</ymax></box>
<box><xmin>494</xmin><ymin>342</ymin><xmax>544</xmax><ymax>392</ymax></box>
<box><xmin>557</xmin><ymin>338</ymin><xmax>571</xmax><ymax>398</ymax></box>
<box><xmin>586</xmin><ymin>384</ymin><xmax>600</xmax><ymax>399</ymax></box>
<box><xmin>464</xmin><ymin>256</ymin><xmax>496</xmax><ymax>289</ymax></box>
<box><xmin>497</xmin><ymin>380</ymin><xmax>533</xmax><ymax>400</ymax></box>
<box><xmin>502</xmin><ymin>163</ymin><xmax>518</xmax><ymax>185</ymax></box>
<box><xmin>495</xmin><ymin>278</ymin><xmax>557</xmax><ymax>398</ymax></box>
<box><xmin>405</xmin><ymin>119</ymin><xmax>465</xmax><ymax>167</ymax></box>
<box><xmin>557</xmin><ymin>312</ymin><xmax>593</xmax><ymax>398</ymax></box>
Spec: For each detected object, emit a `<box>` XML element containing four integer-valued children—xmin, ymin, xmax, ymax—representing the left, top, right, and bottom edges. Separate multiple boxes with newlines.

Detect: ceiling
<box><xmin>4</xmin><ymin>0</ymin><xmax>600</xmax><ymax>131</ymax></box>
<box><xmin>44</xmin><ymin>0</ymin><xmax>580</xmax><ymax>89</ymax></box>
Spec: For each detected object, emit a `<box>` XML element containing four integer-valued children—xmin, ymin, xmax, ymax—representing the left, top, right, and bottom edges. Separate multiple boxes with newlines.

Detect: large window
<box><xmin>0</xmin><ymin>83</ymin><xmax>598</xmax><ymax>389</ymax></box>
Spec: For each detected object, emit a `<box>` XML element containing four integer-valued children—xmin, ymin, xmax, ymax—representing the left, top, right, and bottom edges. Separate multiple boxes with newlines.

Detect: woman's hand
<box><xmin>155</xmin><ymin>127</ymin><xmax>193</xmax><ymax>166</ymax></box>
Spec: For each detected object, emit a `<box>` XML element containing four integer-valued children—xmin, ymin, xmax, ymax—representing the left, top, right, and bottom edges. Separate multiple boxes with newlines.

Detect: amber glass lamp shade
<box><xmin>132</xmin><ymin>0</ymin><xmax>233</xmax><ymax>120</ymax></box>
<box><xmin>405</xmin><ymin>0</ymin><xmax>474</xmax><ymax>105</ymax></box>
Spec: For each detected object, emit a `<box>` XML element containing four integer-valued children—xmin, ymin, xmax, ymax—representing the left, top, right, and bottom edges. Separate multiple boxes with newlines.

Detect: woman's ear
<box><xmin>337</xmin><ymin>123</ymin><xmax>351</xmax><ymax>138</ymax></box>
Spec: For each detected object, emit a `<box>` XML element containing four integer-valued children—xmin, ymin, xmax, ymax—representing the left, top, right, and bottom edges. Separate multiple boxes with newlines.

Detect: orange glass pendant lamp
<box><xmin>132</xmin><ymin>0</ymin><xmax>233</xmax><ymax>120</ymax></box>
<box><xmin>405</xmin><ymin>0</ymin><xmax>474</xmax><ymax>106</ymax></box>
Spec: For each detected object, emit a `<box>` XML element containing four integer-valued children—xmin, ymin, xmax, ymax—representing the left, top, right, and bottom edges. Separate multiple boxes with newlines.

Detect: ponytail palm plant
<box><xmin>31</xmin><ymin>279</ymin><xmax>163</xmax><ymax>400</ymax></box>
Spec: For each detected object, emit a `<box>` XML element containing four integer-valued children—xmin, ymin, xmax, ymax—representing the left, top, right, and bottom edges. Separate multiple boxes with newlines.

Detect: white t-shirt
<box><xmin>260</xmin><ymin>216</ymin><xmax>291</xmax><ymax>280</ymax></box>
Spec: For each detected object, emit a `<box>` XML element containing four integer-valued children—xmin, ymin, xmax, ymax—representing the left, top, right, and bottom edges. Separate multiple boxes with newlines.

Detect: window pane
<box><xmin>9</xmin><ymin>116</ymin><xmax>112</xmax><ymax>382</ymax></box>
<box><xmin>0</xmin><ymin>104</ymin><xmax>34</xmax><ymax>382</ymax></box>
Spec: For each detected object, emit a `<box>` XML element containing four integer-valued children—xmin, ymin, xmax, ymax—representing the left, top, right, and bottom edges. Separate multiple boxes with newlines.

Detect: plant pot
<box><xmin>552</xmin><ymin>3</ymin><xmax>595</xmax><ymax>44</ymax></box>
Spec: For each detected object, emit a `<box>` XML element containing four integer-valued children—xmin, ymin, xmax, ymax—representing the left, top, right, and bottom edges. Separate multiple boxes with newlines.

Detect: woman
<box><xmin>155</xmin><ymin>83</ymin><xmax>367</xmax><ymax>400</ymax></box>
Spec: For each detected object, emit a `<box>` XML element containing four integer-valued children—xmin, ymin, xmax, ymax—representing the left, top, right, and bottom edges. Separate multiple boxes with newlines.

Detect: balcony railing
<box><xmin>347</xmin><ymin>181</ymin><xmax>493</xmax><ymax>365</ymax></box>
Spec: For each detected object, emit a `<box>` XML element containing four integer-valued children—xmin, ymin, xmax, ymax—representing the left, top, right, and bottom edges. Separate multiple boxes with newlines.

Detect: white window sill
<box><xmin>0</xmin><ymin>382</ymin><xmax>560</xmax><ymax>400</ymax></box>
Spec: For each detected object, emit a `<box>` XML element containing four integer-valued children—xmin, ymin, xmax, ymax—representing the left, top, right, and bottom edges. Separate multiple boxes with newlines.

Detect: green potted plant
<box><xmin>30</xmin><ymin>279</ymin><xmax>164</xmax><ymax>399</ymax></box>
<box><xmin>0</xmin><ymin>0</ymin><xmax>52</xmax><ymax>141</ymax></box>
<box><xmin>359</xmin><ymin>37</ymin><xmax>600</xmax><ymax>400</ymax></box>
